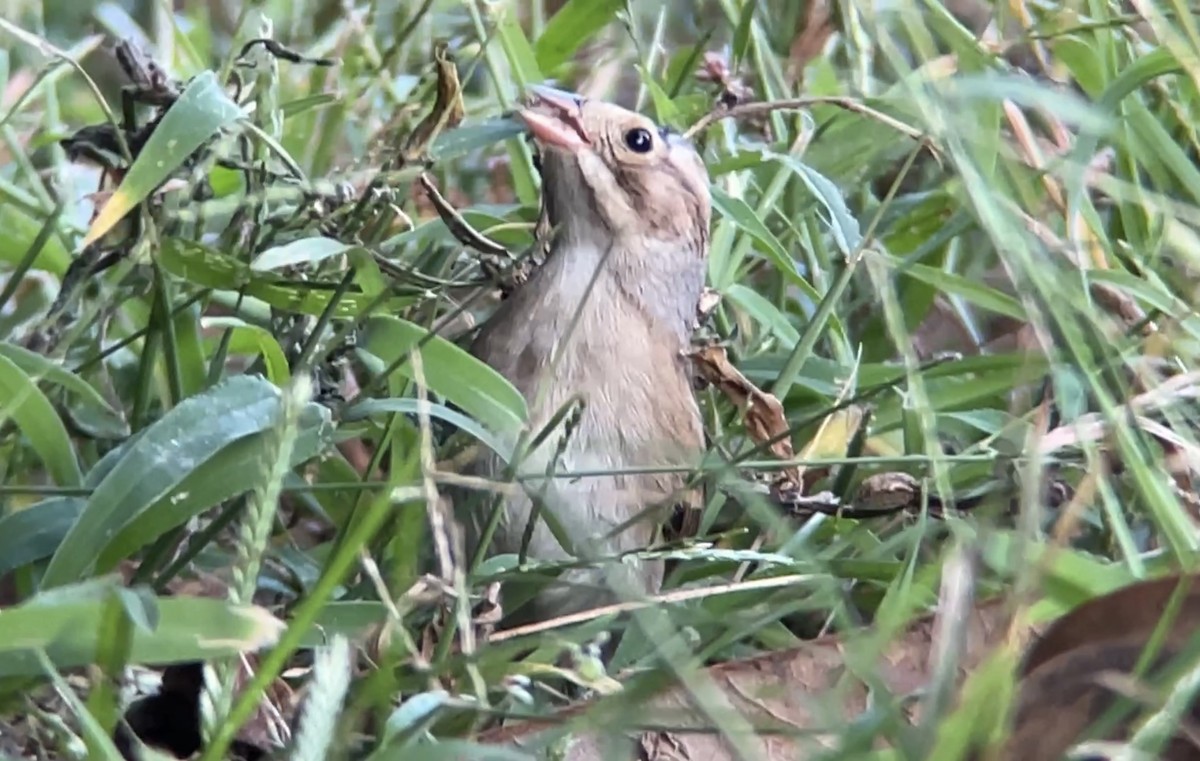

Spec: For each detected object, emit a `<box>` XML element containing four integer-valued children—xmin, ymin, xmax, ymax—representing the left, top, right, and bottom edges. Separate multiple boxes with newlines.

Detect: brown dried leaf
<box><xmin>481</xmin><ymin>597</ymin><xmax>1013</xmax><ymax>758</ymax></box>
<box><xmin>687</xmin><ymin>344</ymin><xmax>797</xmax><ymax>489</ymax></box>
<box><xmin>853</xmin><ymin>471</ymin><xmax>921</xmax><ymax>514</ymax></box>
<box><xmin>231</xmin><ymin>654</ymin><xmax>297</xmax><ymax>753</ymax></box>
<box><xmin>483</xmin><ymin>573</ymin><xmax>1200</xmax><ymax>761</ymax></box>
<box><xmin>695</xmin><ymin>52</ymin><xmax>752</xmax><ymax>107</ymax></box>
<box><xmin>696</xmin><ymin>287</ymin><xmax>722</xmax><ymax>324</ymax></box>
<box><xmin>1001</xmin><ymin>573</ymin><xmax>1200</xmax><ymax>761</ymax></box>
<box><xmin>402</xmin><ymin>43</ymin><xmax>465</xmax><ymax>161</ymax></box>
<box><xmin>786</xmin><ymin>0</ymin><xmax>836</xmax><ymax>85</ymax></box>
<box><xmin>1020</xmin><ymin>573</ymin><xmax>1200</xmax><ymax>679</ymax></box>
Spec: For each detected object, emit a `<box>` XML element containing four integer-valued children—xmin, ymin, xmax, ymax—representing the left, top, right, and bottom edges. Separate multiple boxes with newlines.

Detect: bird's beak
<box><xmin>517</xmin><ymin>84</ymin><xmax>591</xmax><ymax>151</ymax></box>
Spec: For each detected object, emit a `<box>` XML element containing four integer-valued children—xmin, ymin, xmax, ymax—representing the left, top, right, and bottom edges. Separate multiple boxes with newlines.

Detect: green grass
<box><xmin>2</xmin><ymin>0</ymin><xmax>1200</xmax><ymax>759</ymax></box>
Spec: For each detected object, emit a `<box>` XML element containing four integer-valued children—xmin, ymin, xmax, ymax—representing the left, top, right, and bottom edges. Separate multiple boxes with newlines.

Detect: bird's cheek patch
<box><xmin>577</xmin><ymin>154</ymin><xmax>636</xmax><ymax>224</ymax></box>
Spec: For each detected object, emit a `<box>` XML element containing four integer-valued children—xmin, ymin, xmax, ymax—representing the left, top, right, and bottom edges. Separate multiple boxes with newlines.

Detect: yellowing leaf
<box><xmin>83</xmin><ymin>71</ymin><xmax>242</xmax><ymax>247</ymax></box>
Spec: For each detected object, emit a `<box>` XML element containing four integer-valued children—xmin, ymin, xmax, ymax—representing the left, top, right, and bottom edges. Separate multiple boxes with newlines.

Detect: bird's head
<box><xmin>516</xmin><ymin>85</ymin><xmax>711</xmax><ymax>259</ymax></box>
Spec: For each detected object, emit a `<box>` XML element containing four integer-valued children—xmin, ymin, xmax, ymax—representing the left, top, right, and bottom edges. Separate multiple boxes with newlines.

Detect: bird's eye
<box><xmin>623</xmin><ymin>127</ymin><xmax>654</xmax><ymax>153</ymax></box>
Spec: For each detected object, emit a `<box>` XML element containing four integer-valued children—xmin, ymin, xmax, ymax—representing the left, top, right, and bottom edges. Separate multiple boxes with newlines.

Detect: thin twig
<box><xmin>488</xmin><ymin>573</ymin><xmax>816</xmax><ymax>642</ymax></box>
<box><xmin>684</xmin><ymin>96</ymin><xmax>936</xmax><ymax>154</ymax></box>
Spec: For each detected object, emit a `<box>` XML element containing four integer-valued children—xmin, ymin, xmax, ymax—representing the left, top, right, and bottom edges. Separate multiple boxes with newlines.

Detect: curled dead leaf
<box><xmin>999</xmin><ymin>573</ymin><xmax>1200</xmax><ymax>761</ymax></box>
<box><xmin>686</xmin><ymin>344</ymin><xmax>797</xmax><ymax>491</ymax></box>
<box><xmin>854</xmin><ymin>471</ymin><xmax>921</xmax><ymax>514</ymax></box>
<box><xmin>1020</xmin><ymin>573</ymin><xmax>1200</xmax><ymax>680</ymax></box>
<box><xmin>402</xmin><ymin>43</ymin><xmax>465</xmax><ymax>161</ymax></box>
<box><xmin>786</xmin><ymin>0</ymin><xmax>836</xmax><ymax>86</ymax></box>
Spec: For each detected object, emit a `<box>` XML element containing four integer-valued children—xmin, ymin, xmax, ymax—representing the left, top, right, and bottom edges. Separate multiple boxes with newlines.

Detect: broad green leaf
<box><xmin>802</xmin><ymin>99</ymin><xmax>922</xmax><ymax>186</ymax></box>
<box><xmin>430</xmin><ymin>119</ymin><xmax>525</xmax><ymax>162</ymax></box>
<box><xmin>0</xmin><ymin>203</ymin><xmax>72</xmax><ymax>276</ymax></box>
<box><xmin>897</xmin><ymin>263</ymin><xmax>1026</xmax><ymax>319</ymax></box>
<box><xmin>345</xmin><ymin>397</ymin><xmax>512</xmax><ymax>462</ymax></box>
<box><xmin>948</xmin><ymin>74</ymin><xmax>1110</xmax><ymax>134</ymax></box>
<box><xmin>940</xmin><ymin>410</ymin><xmax>1014</xmax><ymax>436</ymax></box>
<box><xmin>41</xmin><ymin>375</ymin><xmax>284</xmax><ymax>588</ymax></box>
<box><xmin>1126</xmin><ymin>101</ymin><xmax>1200</xmax><ymax>207</ymax></box>
<box><xmin>534</xmin><ymin>0</ymin><xmax>622</xmax><ymax>72</ymax></box>
<box><xmin>669</xmin><ymin>92</ymin><xmax>716</xmax><ymax>126</ymax></box>
<box><xmin>304</xmin><ymin>601</ymin><xmax>388</xmax><ymax>645</ymax></box>
<box><xmin>201</xmin><ymin>316</ymin><xmax>291</xmax><ymax>385</ymax></box>
<box><xmin>708</xmin><ymin>149</ymin><xmax>766</xmax><ymax>177</ymax></box>
<box><xmin>0</xmin><ymin>497</ymin><xmax>84</xmax><ymax>577</ymax></box>
<box><xmin>919</xmin><ymin>0</ymin><xmax>994</xmax><ymax>72</ymax></box>
<box><xmin>279</xmin><ymin>92</ymin><xmax>340</xmax><ymax>117</ymax></box>
<box><xmin>710</xmin><ymin>187</ymin><xmax>795</xmax><ymax>284</ymax></box>
<box><xmin>636</xmin><ymin>67</ymin><xmax>682</xmax><ymax>128</ymax></box>
<box><xmin>160</xmin><ymin>235</ymin><xmax>257</xmax><ymax>285</ymax></box>
<box><xmin>382</xmin><ymin>208</ymin><xmax>529</xmax><ymax>252</ymax></box>
<box><xmin>94</xmin><ymin>401</ymin><xmax>333</xmax><ymax>571</ymax></box>
<box><xmin>160</xmin><ymin>238</ymin><xmax>415</xmax><ymax>318</ymax></box>
<box><xmin>250</xmin><ymin>236</ymin><xmax>356</xmax><ymax>272</ymax></box>
<box><xmin>1053</xmin><ymin>35</ymin><xmax>1106</xmax><ymax>99</ymax></box>
<box><xmin>382</xmin><ymin>691</ymin><xmax>455</xmax><ymax>745</ymax></box>
<box><xmin>740</xmin><ymin>351</ymin><xmax>1048</xmax><ymax>402</ymax></box>
<box><xmin>371</xmin><ymin>741</ymin><xmax>535</xmax><ymax>761</ymax></box>
<box><xmin>360</xmin><ymin>316</ymin><xmax>528</xmax><ymax>436</ymax></box>
<box><xmin>1050</xmin><ymin>366</ymin><xmax>1088</xmax><ymax>424</ymax></box>
<box><xmin>872</xmin><ymin>371</ymin><xmax>1032</xmax><ymax>431</ymax></box>
<box><xmin>1100</xmin><ymin>47</ymin><xmax>1181</xmax><ymax>111</ymax></box>
<box><xmin>0</xmin><ymin>342</ymin><xmax>127</xmax><ymax>436</ymax></box>
<box><xmin>35</xmin><ymin>647</ymin><xmax>126</xmax><ymax>760</ymax></box>
<box><xmin>82</xmin><ymin>429</ymin><xmax>148</xmax><ymax>490</ymax></box>
<box><xmin>725</xmin><ymin>283</ymin><xmax>801</xmax><ymax>346</ymax></box>
<box><xmin>981</xmin><ymin>533</ymin><xmax>1132</xmax><ymax>615</ymax></box>
<box><xmin>171</xmin><ymin>301</ymin><xmax>209</xmax><ymax>399</ymax></box>
<box><xmin>207</xmin><ymin>165</ymin><xmax>244</xmax><ymax>197</ymax></box>
<box><xmin>0</xmin><ymin>354</ymin><xmax>82</xmax><ymax>487</ymax></box>
<box><xmin>495</xmin><ymin>6</ymin><xmax>543</xmax><ymax>88</ymax></box>
<box><xmin>0</xmin><ymin>583</ymin><xmax>283</xmax><ymax>677</ymax></box>
<box><xmin>767</xmin><ymin>153</ymin><xmax>864</xmax><ymax>255</ymax></box>
<box><xmin>730</xmin><ymin>0</ymin><xmax>755</xmax><ymax>69</ymax></box>
<box><xmin>83</xmin><ymin>70</ymin><xmax>243</xmax><ymax>246</ymax></box>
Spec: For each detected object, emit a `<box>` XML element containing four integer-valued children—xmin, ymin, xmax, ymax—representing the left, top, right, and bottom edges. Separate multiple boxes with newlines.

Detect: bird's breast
<box><xmin>478</xmin><ymin>280</ymin><xmax>701</xmax><ymax>468</ymax></box>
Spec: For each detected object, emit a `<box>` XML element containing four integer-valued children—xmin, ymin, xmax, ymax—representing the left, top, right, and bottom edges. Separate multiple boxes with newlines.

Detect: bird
<box><xmin>460</xmin><ymin>84</ymin><xmax>712</xmax><ymax>627</ymax></box>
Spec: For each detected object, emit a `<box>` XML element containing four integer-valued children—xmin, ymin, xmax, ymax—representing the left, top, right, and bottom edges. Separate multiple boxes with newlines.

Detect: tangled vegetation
<box><xmin>3</xmin><ymin>0</ymin><xmax>1200</xmax><ymax>759</ymax></box>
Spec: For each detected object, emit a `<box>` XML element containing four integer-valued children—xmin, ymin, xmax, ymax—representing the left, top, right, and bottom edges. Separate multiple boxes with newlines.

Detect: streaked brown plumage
<box><xmin>462</xmin><ymin>85</ymin><xmax>711</xmax><ymax>625</ymax></box>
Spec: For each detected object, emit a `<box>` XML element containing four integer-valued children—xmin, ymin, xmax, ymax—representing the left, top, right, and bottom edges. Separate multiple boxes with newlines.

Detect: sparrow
<box><xmin>461</xmin><ymin>85</ymin><xmax>712</xmax><ymax>626</ymax></box>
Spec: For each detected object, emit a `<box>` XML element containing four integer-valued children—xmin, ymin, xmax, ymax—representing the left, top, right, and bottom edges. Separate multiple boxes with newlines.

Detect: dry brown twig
<box><xmin>684</xmin><ymin>96</ymin><xmax>937</xmax><ymax>157</ymax></box>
